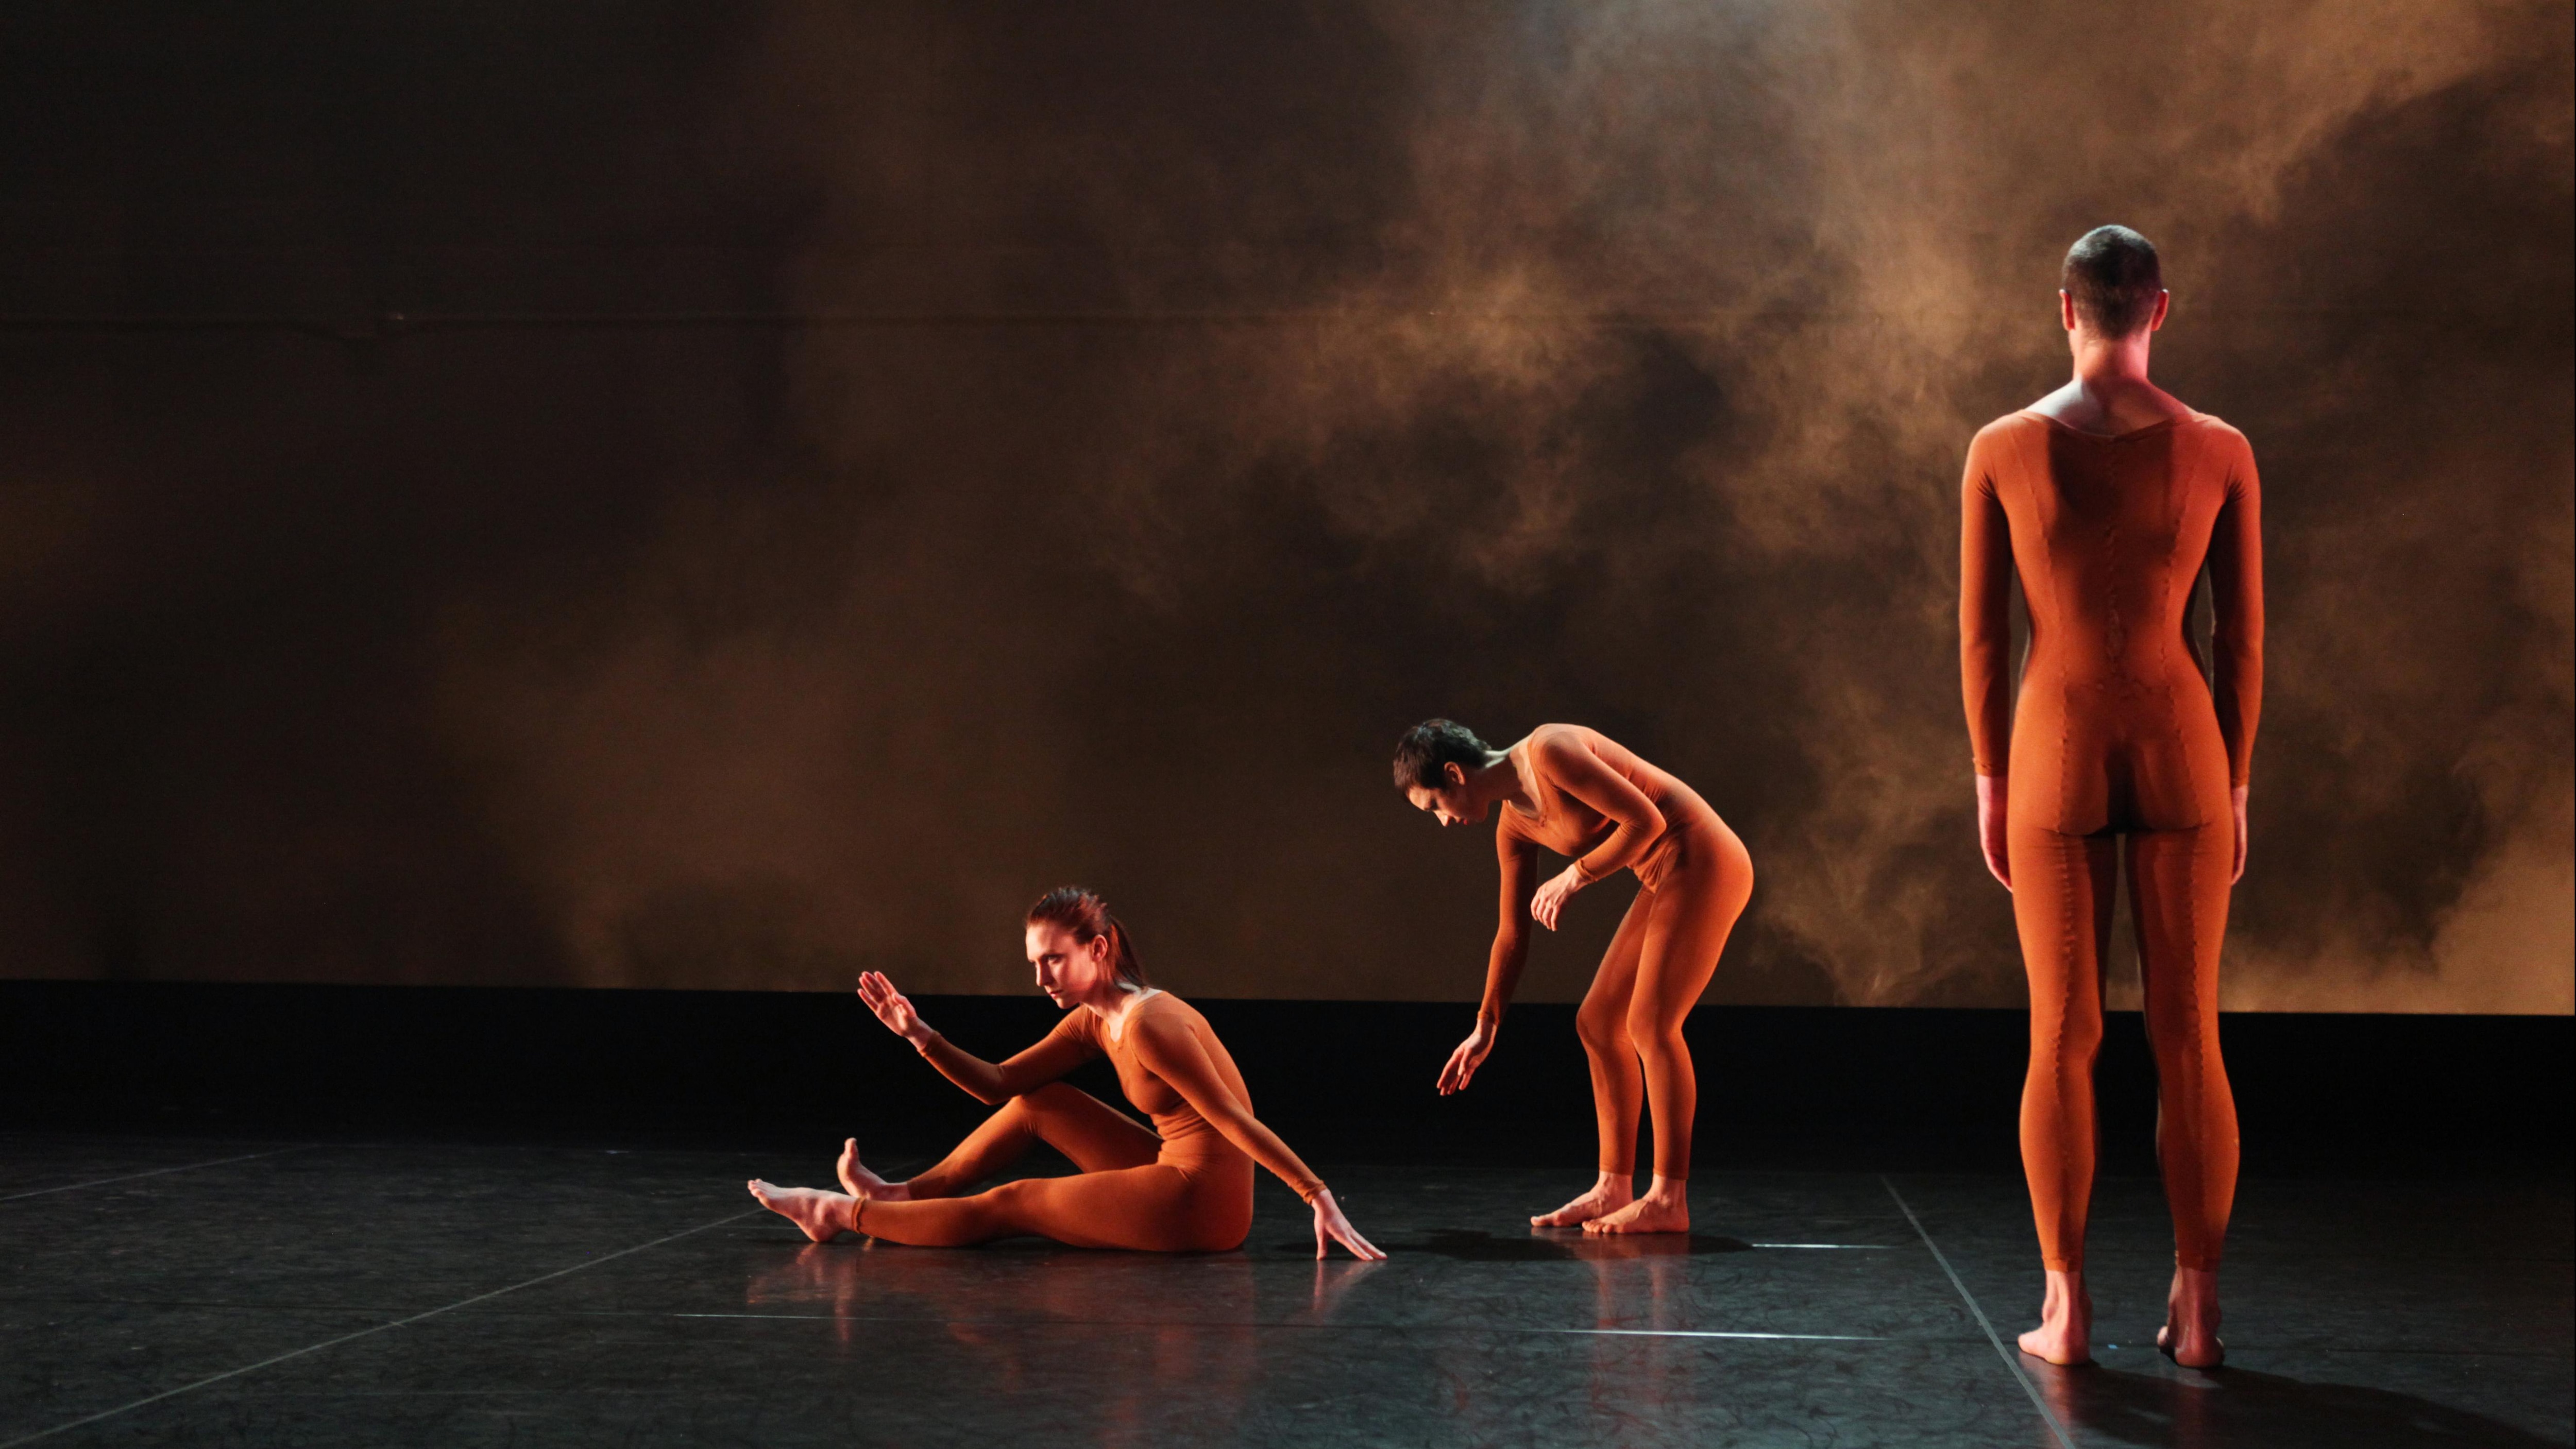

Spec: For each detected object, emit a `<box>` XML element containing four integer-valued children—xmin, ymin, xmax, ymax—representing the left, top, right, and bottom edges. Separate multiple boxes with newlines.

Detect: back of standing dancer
<box><xmin>1960</xmin><ymin>225</ymin><xmax>2262</xmax><ymax>1368</ymax></box>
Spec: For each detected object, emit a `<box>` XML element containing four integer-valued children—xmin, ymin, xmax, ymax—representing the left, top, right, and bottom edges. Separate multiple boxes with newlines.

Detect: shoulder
<box><xmin>1051</xmin><ymin>1008</ymin><xmax>1101</xmax><ymax>1045</ymax></box>
<box><xmin>2180</xmin><ymin>411</ymin><xmax>2245</xmax><ymax>443</ymax></box>
<box><xmin>1527</xmin><ymin>723</ymin><xmax>1592</xmax><ymax>763</ymax></box>
<box><xmin>1127</xmin><ymin>993</ymin><xmax>1212</xmax><ymax>1055</ymax></box>
<box><xmin>1965</xmin><ymin>413</ymin><xmax>2042</xmax><ymax>475</ymax></box>
<box><xmin>2182</xmin><ymin>413</ymin><xmax>2259</xmax><ymax>480</ymax></box>
<box><xmin>1975</xmin><ymin>411</ymin><xmax>2043</xmax><ymax>445</ymax></box>
<box><xmin>1130</xmin><ymin>991</ymin><xmax>1203</xmax><ymax>1036</ymax></box>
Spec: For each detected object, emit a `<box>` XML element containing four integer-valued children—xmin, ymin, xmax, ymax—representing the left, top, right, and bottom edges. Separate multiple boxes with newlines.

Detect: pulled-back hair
<box><xmin>2061</xmin><ymin>225</ymin><xmax>2163</xmax><ymax>337</ymax></box>
<box><xmin>1026</xmin><ymin>886</ymin><xmax>1147</xmax><ymax>989</ymax></box>
<box><xmin>1392</xmin><ymin>718</ymin><xmax>1492</xmax><ymax>790</ymax></box>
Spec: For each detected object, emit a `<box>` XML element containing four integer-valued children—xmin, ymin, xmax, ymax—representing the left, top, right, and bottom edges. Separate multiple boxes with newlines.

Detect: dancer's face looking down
<box><xmin>1405</xmin><ymin>760</ymin><xmax>1490</xmax><ymax>827</ymax></box>
<box><xmin>1027</xmin><ymin>923</ymin><xmax>1117</xmax><ymax>1007</ymax></box>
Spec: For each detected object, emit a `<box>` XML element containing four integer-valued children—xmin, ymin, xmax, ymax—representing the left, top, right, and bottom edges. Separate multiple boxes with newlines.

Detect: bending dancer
<box><xmin>749</xmin><ymin>887</ymin><xmax>1383</xmax><ymax>1260</ymax></box>
<box><xmin>1961</xmin><ymin>225</ymin><xmax>2262</xmax><ymax>1368</ymax></box>
<box><xmin>1395</xmin><ymin>720</ymin><xmax>1753</xmax><ymax>1234</ymax></box>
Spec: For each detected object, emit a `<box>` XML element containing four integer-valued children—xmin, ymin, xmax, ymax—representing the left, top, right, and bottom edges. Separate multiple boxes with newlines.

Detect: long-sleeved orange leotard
<box><xmin>1488</xmin><ymin>724</ymin><xmax>1754</xmax><ymax>1182</ymax></box>
<box><xmin>1960</xmin><ymin>408</ymin><xmax>2263</xmax><ymax>1273</ymax></box>
<box><xmin>853</xmin><ymin>991</ymin><xmax>1326</xmax><ymax>1251</ymax></box>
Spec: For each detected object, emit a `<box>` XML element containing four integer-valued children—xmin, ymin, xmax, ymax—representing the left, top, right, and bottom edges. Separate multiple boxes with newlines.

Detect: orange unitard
<box><xmin>852</xmin><ymin>991</ymin><xmax>1326</xmax><ymax>1251</ymax></box>
<box><xmin>1960</xmin><ymin>410</ymin><xmax>2263</xmax><ymax>1273</ymax></box>
<box><xmin>1486</xmin><ymin>724</ymin><xmax>1754</xmax><ymax>1182</ymax></box>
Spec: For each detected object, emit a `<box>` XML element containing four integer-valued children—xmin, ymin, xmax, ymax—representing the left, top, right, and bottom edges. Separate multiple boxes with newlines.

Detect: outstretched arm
<box><xmin>1129</xmin><ymin>1015</ymin><xmax>1383</xmax><ymax>1260</ymax></box>
<box><xmin>857</xmin><ymin>971</ymin><xmax>1098</xmax><ymax>1104</ymax></box>
<box><xmin>1439</xmin><ymin>832</ymin><xmax>1535</xmax><ymax>1094</ymax></box>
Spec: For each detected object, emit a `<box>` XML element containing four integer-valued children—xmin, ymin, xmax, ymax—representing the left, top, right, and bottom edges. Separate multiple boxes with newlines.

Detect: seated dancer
<box><xmin>1395</xmin><ymin>720</ymin><xmax>1753</xmax><ymax>1235</ymax></box>
<box><xmin>1960</xmin><ymin>225</ymin><xmax>2261</xmax><ymax>1368</ymax></box>
<box><xmin>748</xmin><ymin>887</ymin><xmax>1383</xmax><ymax>1260</ymax></box>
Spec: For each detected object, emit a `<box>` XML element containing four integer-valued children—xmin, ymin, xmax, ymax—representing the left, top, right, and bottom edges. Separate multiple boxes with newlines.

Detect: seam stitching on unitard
<box><xmin>1882</xmin><ymin>1177</ymin><xmax>2079</xmax><ymax>1449</ymax></box>
<box><xmin>0</xmin><ymin>1147</ymin><xmax>310</xmax><ymax>1204</ymax></box>
<box><xmin>0</xmin><ymin>1208</ymin><xmax>764</xmax><ymax>1448</ymax></box>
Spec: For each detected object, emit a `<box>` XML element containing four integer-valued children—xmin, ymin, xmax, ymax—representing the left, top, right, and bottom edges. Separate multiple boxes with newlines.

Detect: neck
<box><xmin>1477</xmin><ymin>748</ymin><xmax>1534</xmax><ymax>813</ymax></box>
<box><xmin>1080</xmin><ymin>978</ymin><xmax>1142</xmax><ymax>1021</ymax></box>
<box><xmin>2070</xmin><ymin>331</ymin><xmax>2154</xmax><ymax>388</ymax></box>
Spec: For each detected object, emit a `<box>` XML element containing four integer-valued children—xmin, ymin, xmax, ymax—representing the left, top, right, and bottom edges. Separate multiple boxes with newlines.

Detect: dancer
<box><xmin>1396</xmin><ymin>720</ymin><xmax>1753</xmax><ymax>1234</ymax></box>
<box><xmin>1960</xmin><ymin>225</ymin><xmax>2261</xmax><ymax>1368</ymax></box>
<box><xmin>749</xmin><ymin>887</ymin><xmax>1383</xmax><ymax>1260</ymax></box>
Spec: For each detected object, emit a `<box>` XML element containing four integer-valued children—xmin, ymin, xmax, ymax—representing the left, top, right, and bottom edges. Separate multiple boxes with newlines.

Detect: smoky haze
<box><xmin>0</xmin><ymin>0</ymin><xmax>2566</xmax><ymax>1012</ymax></box>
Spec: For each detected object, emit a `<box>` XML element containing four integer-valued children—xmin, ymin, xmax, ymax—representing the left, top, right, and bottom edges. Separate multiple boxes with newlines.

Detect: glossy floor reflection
<box><xmin>2</xmin><ymin>1135</ymin><xmax>2565</xmax><ymax>1447</ymax></box>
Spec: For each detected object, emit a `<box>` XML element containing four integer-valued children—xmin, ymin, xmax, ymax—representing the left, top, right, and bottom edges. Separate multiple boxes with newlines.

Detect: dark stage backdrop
<box><xmin>0</xmin><ymin>1</ymin><xmax>2567</xmax><ymax>1011</ymax></box>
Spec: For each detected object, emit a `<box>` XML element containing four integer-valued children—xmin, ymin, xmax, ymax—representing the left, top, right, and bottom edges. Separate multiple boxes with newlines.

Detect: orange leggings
<box><xmin>853</xmin><ymin>1083</ymin><xmax>1253</xmax><ymax>1252</ymax></box>
<box><xmin>1577</xmin><ymin>826</ymin><xmax>1754</xmax><ymax>1181</ymax></box>
<box><xmin>2012</xmin><ymin>820</ymin><xmax>2239</xmax><ymax>1272</ymax></box>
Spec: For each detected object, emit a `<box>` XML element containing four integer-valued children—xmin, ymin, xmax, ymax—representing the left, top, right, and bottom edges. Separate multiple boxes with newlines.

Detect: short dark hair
<box><xmin>1393</xmin><ymin>719</ymin><xmax>1491</xmax><ymax>790</ymax></box>
<box><xmin>2061</xmin><ymin>225</ymin><xmax>2162</xmax><ymax>337</ymax></box>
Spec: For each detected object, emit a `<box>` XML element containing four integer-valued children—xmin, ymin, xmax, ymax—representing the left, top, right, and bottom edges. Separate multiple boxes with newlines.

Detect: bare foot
<box><xmin>836</xmin><ymin>1139</ymin><xmax>910</xmax><ymax>1202</ymax></box>
<box><xmin>2158</xmin><ymin>1265</ymin><xmax>2224</xmax><ymax>1368</ymax></box>
<box><xmin>2017</xmin><ymin>1268</ymin><xmax>2092</xmax><ymax>1365</ymax></box>
<box><xmin>1532</xmin><ymin>1173</ymin><xmax>1635</xmax><ymax>1228</ymax></box>
<box><xmin>1583</xmin><ymin>1181</ymin><xmax>1689</xmax><ymax>1235</ymax></box>
<box><xmin>748</xmin><ymin>1179</ymin><xmax>857</xmax><ymax>1243</ymax></box>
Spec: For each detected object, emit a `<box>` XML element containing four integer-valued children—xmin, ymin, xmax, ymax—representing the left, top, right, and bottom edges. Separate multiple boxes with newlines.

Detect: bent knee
<box><xmin>1575</xmin><ymin>1004</ymin><xmax>1629</xmax><ymax>1050</ymax></box>
<box><xmin>1012</xmin><ymin>1082</ymin><xmax>1088</xmax><ymax>1117</ymax></box>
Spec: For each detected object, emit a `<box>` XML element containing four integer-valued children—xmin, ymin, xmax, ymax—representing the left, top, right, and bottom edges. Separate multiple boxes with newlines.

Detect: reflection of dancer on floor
<box><xmin>1961</xmin><ymin>226</ymin><xmax>2261</xmax><ymax>1369</ymax></box>
<box><xmin>1396</xmin><ymin>720</ymin><xmax>1753</xmax><ymax>1235</ymax></box>
<box><xmin>749</xmin><ymin>888</ymin><xmax>1383</xmax><ymax>1260</ymax></box>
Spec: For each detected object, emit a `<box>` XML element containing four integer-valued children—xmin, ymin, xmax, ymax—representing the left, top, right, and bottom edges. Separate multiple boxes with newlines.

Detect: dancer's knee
<box><xmin>1016</xmin><ymin>1082</ymin><xmax>1088</xmax><ymax>1118</ymax></box>
<box><xmin>1575</xmin><ymin>998</ymin><xmax>1630</xmax><ymax>1054</ymax></box>
<box><xmin>1624</xmin><ymin>1007</ymin><xmax>1686</xmax><ymax>1063</ymax></box>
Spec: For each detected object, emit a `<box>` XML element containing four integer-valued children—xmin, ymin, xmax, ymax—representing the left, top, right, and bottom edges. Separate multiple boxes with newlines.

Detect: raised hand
<box><xmin>857</xmin><ymin>971</ymin><xmax>933</xmax><ymax>1046</ymax></box>
<box><xmin>1310</xmin><ymin>1188</ymin><xmax>1386</xmax><ymax>1261</ymax></box>
<box><xmin>1436</xmin><ymin>1018</ymin><xmax>1497</xmax><ymax>1096</ymax></box>
<box><xmin>1529</xmin><ymin>863</ymin><xmax>1584</xmax><ymax>930</ymax></box>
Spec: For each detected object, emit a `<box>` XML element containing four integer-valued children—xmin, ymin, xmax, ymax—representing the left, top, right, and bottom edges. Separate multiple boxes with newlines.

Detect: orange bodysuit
<box><xmin>853</xmin><ymin>991</ymin><xmax>1326</xmax><ymax>1251</ymax></box>
<box><xmin>1960</xmin><ymin>408</ymin><xmax>2263</xmax><ymax>1273</ymax></box>
<box><xmin>1488</xmin><ymin>724</ymin><xmax>1754</xmax><ymax>1182</ymax></box>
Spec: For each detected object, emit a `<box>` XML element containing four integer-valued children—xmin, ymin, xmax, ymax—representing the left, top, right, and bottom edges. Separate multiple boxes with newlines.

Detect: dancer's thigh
<box><xmin>2008</xmin><ymin>824</ymin><xmax>2116</xmax><ymax>1024</ymax></box>
<box><xmin>991</xmin><ymin>1163</ymin><xmax>1223</xmax><ymax>1252</ymax></box>
<box><xmin>1580</xmin><ymin>888</ymin><xmax>1653</xmax><ymax>1036</ymax></box>
<box><xmin>1632</xmin><ymin>849</ymin><xmax>1752</xmax><ymax>1029</ymax></box>
<box><xmin>1021</xmin><ymin>1083</ymin><xmax>1164</xmax><ymax>1174</ymax></box>
<box><xmin>2125</xmin><ymin>823</ymin><xmax>2231</xmax><ymax>1030</ymax></box>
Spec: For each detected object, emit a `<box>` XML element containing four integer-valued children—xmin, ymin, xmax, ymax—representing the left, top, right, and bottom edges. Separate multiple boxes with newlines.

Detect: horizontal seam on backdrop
<box><xmin>1883</xmin><ymin>1175</ymin><xmax>2078</xmax><ymax>1449</ymax></box>
<box><xmin>0</xmin><ymin>1148</ymin><xmax>311</xmax><ymax>1203</ymax></box>
<box><xmin>0</xmin><ymin>304</ymin><xmax>2458</xmax><ymax>339</ymax></box>
<box><xmin>0</xmin><ymin>1207</ymin><xmax>764</xmax><ymax>1449</ymax></box>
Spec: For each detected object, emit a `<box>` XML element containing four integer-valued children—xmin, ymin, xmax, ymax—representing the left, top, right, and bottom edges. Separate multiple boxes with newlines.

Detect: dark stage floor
<box><xmin>2</xmin><ymin>1134</ymin><xmax>2567</xmax><ymax>1447</ymax></box>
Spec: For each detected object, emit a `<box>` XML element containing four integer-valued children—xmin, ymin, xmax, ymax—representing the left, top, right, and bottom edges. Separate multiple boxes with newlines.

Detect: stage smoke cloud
<box><xmin>3</xmin><ymin>1</ymin><xmax>2567</xmax><ymax>1011</ymax></box>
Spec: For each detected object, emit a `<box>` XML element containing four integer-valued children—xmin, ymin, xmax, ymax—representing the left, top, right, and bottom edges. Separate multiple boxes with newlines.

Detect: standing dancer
<box><xmin>1396</xmin><ymin>720</ymin><xmax>1753</xmax><ymax>1234</ymax></box>
<box><xmin>1960</xmin><ymin>225</ymin><xmax>2262</xmax><ymax>1368</ymax></box>
<box><xmin>749</xmin><ymin>887</ymin><xmax>1383</xmax><ymax>1260</ymax></box>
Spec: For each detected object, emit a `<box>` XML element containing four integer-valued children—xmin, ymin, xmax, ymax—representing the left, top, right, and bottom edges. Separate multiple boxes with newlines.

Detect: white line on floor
<box><xmin>1882</xmin><ymin>1175</ymin><xmax>2077</xmax><ymax>1449</ymax></box>
<box><xmin>0</xmin><ymin>1207</ymin><xmax>764</xmax><ymax>1448</ymax></box>
<box><xmin>0</xmin><ymin>1148</ymin><xmax>309</xmax><ymax>1204</ymax></box>
<box><xmin>1749</xmin><ymin>1242</ymin><xmax>1897</xmax><ymax>1249</ymax></box>
<box><xmin>1550</xmin><ymin>1328</ymin><xmax>1886</xmax><ymax>1341</ymax></box>
<box><xmin>650</xmin><ymin>1311</ymin><xmax>1885</xmax><ymax>1342</ymax></box>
